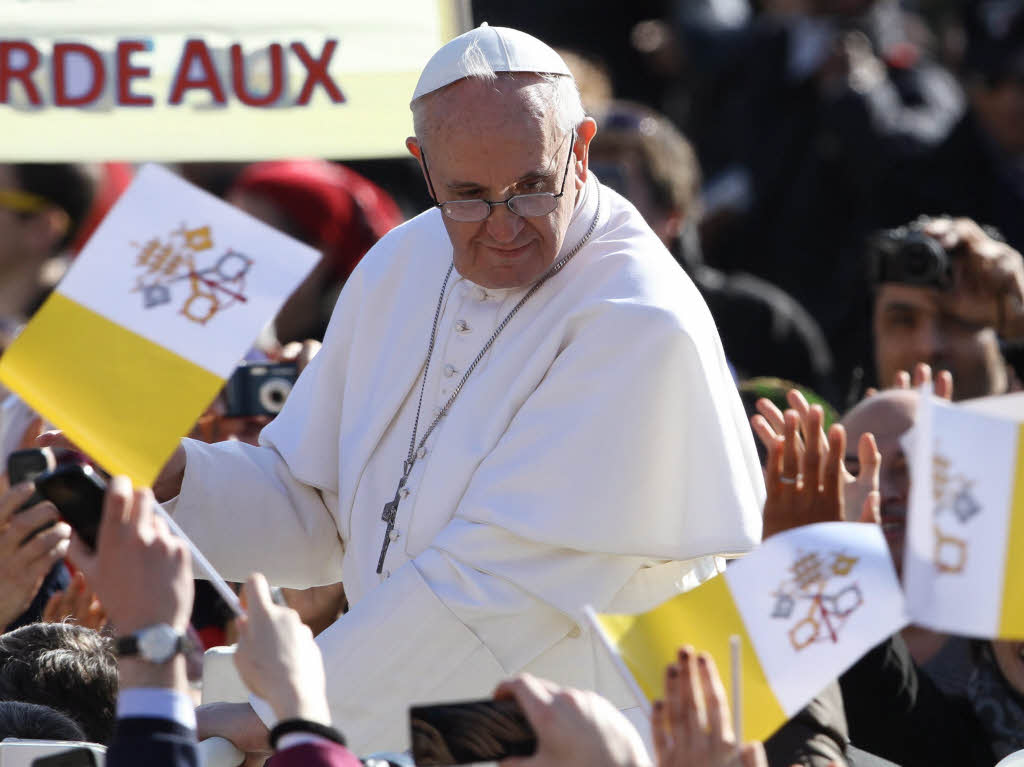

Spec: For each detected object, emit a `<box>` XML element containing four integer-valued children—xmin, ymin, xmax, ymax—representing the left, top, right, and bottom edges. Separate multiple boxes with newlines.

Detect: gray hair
<box><xmin>411</xmin><ymin>39</ymin><xmax>585</xmax><ymax>140</ymax></box>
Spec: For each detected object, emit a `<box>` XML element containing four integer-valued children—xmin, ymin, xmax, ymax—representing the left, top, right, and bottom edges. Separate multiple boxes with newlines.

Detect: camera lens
<box><xmin>257</xmin><ymin>378</ymin><xmax>293</xmax><ymax>414</ymax></box>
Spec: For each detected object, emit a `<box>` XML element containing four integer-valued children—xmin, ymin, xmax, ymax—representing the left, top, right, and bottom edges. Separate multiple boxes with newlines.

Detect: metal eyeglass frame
<box><xmin>419</xmin><ymin>130</ymin><xmax>576</xmax><ymax>222</ymax></box>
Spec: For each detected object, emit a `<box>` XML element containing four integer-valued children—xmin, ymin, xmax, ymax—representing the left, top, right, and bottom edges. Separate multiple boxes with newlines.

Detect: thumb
<box><xmin>242</xmin><ymin>573</ymin><xmax>276</xmax><ymax>621</ymax></box>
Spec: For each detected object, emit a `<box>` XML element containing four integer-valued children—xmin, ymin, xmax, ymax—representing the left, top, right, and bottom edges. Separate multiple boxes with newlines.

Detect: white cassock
<box><xmin>168</xmin><ymin>177</ymin><xmax>765</xmax><ymax>753</ymax></box>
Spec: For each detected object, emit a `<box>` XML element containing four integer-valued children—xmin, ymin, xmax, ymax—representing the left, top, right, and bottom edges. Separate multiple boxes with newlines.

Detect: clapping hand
<box><xmin>42</xmin><ymin>570</ymin><xmax>107</xmax><ymax>630</ymax></box>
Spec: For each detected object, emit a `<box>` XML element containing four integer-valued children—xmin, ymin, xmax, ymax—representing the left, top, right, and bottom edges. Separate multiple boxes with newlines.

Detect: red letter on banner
<box><xmin>53</xmin><ymin>43</ymin><xmax>105</xmax><ymax>107</ymax></box>
<box><xmin>168</xmin><ymin>39</ymin><xmax>227</xmax><ymax>105</ymax></box>
<box><xmin>291</xmin><ymin>40</ymin><xmax>344</xmax><ymax>105</ymax></box>
<box><xmin>230</xmin><ymin>43</ymin><xmax>284</xmax><ymax>107</ymax></box>
<box><xmin>116</xmin><ymin>40</ymin><xmax>153</xmax><ymax>106</ymax></box>
<box><xmin>0</xmin><ymin>41</ymin><xmax>42</xmax><ymax>105</ymax></box>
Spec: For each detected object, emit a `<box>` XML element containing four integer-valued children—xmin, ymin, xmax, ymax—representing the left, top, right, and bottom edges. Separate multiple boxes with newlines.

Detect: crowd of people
<box><xmin>0</xmin><ymin>1</ymin><xmax>1023</xmax><ymax>766</ymax></box>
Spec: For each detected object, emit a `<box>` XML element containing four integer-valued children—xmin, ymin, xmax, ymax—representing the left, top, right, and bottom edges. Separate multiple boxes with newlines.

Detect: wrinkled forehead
<box><xmin>841</xmin><ymin>390</ymin><xmax>918</xmax><ymax>450</ymax></box>
<box><xmin>418</xmin><ymin>76</ymin><xmax>557</xmax><ymax>151</ymax></box>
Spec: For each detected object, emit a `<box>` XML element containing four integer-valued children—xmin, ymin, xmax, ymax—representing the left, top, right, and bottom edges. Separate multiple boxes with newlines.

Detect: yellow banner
<box><xmin>0</xmin><ymin>0</ymin><xmax>468</xmax><ymax>161</ymax></box>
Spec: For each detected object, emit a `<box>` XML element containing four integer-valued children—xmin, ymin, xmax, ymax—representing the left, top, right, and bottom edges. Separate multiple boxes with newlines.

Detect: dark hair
<box><xmin>0</xmin><ymin>700</ymin><xmax>87</xmax><ymax>741</ymax></box>
<box><xmin>0</xmin><ymin>623</ymin><xmax>117</xmax><ymax>744</ymax></box>
<box><xmin>11</xmin><ymin>164</ymin><xmax>97</xmax><ymax>250</ymax></box>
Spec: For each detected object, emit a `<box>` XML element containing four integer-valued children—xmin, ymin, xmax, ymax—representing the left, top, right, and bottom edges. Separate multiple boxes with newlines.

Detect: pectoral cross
<box><xmin>377</xmin><ymin>475</ymin><xmax>407</xmax><ymax>573</ymax></box>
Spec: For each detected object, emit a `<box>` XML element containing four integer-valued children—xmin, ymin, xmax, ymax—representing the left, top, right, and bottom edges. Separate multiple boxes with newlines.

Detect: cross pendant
<box><xmin>376</xmin><ymin>478</ymin><xmax>405</xmax><ymax>573</ymax></box>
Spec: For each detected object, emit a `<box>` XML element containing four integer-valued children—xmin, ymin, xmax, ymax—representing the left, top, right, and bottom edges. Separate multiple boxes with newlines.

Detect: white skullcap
<box><xmin>411</xmin><ymin>22</ymin><xmax>572</xmax><ymax>103</ymax></box>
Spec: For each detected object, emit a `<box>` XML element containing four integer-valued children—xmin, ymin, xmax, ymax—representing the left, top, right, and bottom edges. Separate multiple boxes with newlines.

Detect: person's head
<box><xmin>228</xmin><ymin>160</ymin><xmax>403</xmax><ymax>343</ymax></box>
<box><xmin>841</xmin><ymin>389</ymin><xmax>917</xmax><ymax>575</ymax></box>
<box><xmin>588</xmin><ymin>101</ymin><xmax>701</xmax><ymax>247</ymax></box>
<box><xmin>0</xmin><ymin>700</ymin><xmax>86</xmax><ymax>741</ymax></box>
<box><xmin>0</xmin><ymin>623</ymin><xmax>117</xmax><ymax>744</ymax></box>
<box><xmin>870</xmin><ymin>222</ymin><xmax>1010</xmax><ymax>400</ymax></box>
<box><xmin>0</xmin><ymin>164</ymin><xmax>97</xmax><ymax>273</ymax></box>
<box><xmin>407</xmin><ymin>26</ymin><xmax>596</xmax><ymax>289</ymax></box>
<box><xmin>963</xmin><ymin>2</ymin><xmax>1024</xmax><ymax>157</ymax></box>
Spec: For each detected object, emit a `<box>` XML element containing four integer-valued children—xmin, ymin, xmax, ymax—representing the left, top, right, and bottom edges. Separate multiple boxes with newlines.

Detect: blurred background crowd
<box><xmin>1</xmin><ymin>0</ymin><xmax>1023</xmax><ymax>765</ymax></box>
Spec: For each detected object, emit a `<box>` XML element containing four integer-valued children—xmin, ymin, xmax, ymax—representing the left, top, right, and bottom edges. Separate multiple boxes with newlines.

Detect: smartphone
<box><xmin>34</xmin><ymin>465</ymin><xmax>106</xmax><ymax>550</ymax></box>
<box><xmin>30</xmin><ymin>747</ymin><xmax>98</xmax><ymax>766</ymax></box>
<box><xmin>409</xmin><ymin>699</ymin><xmax>537</xmax><ymax>766</ymax></box>
<box><xmin>7</xmin><ymin>448</ymin><xmax>56</xmax><ymax>512</ymax></box>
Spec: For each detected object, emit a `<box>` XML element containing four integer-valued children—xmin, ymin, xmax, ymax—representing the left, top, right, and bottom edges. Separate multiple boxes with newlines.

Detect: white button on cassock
<box><xmin>455</xmin><ymin>319</ymin><xmax>469</xmax><ymax>332</ymax></box>
<box><xmin>443</xmin><ymin>364</ymin><xmax>457</xmax><ymax>377</ymax></box>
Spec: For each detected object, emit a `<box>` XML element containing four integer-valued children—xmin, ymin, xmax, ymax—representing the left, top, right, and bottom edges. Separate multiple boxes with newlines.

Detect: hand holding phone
<box><xmin>410</xmin><ymin>698</ymin><xmax>536</xmax><ymax>765</ymax></box>
<box><xmin>34</xmin><ymin>465</ymin><xmax>106</xmax><ymax>550</ymax></box>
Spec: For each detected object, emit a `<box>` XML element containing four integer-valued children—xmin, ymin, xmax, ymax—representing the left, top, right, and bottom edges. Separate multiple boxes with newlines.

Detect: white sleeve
<box><xmin>167</xmin><ymin>437</ymin><xmax>344</xmax><ymax>587</ymax></box>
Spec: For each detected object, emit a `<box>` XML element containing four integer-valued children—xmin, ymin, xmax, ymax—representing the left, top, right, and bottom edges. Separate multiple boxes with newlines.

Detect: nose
<box><xmin>484</xmin><ymin>203</ymin><xmax>525</xmax><ymax>244</ymax></box>
<box><xmin>909</xmin><ymin>317</ymin><xmax>947</xmax><ymax>369</ymax></box>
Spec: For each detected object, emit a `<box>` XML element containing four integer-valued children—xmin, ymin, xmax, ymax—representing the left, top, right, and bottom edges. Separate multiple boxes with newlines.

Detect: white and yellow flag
<box><xmin>0</xmin><ymin>163</ymin><xmax>320</xmax><ymax>484</ymax></box>
<box><xmin>593</xmin><ymin>522</ymin><xmax>907</xmax><ymax>742</ymax></box>
<box><xmin>904</xmin><ymin>392</ymin><xmax>1024</xmax><ymax>639</ymax></box>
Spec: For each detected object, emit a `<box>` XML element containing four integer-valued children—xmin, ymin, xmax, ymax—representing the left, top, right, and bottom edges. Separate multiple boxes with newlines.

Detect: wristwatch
<box><xmin>115</xmin><ymin>624</ymin><xmax>191</xmax><ymax>663</ymax></box>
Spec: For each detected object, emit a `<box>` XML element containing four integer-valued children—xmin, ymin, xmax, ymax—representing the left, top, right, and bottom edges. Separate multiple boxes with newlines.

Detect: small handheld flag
<box><xmin>0</xmin><ymin>164</ymin><xmax>320</xmax><ymax>485</ymax></box>
<box><xmin>904</xmin><ymin>391</ymin><xmax>1024</xmax><ymax>639</ymax></box>
<box><xmin>589</xmin><ymin>522</ymin><xmax>907</xmax><ymax>742</ymax></box>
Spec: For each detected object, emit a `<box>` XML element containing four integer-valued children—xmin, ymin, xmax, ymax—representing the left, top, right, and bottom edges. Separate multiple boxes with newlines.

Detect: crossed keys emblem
<box><xmin>771</xmin><ymin>550</ymin><xmax>865</xmax><ymax>652</ymax></box>
<box><xmin>131</xmin><ymin>224</ymin><xmax>252</xmax><ymax>325</ymax></box>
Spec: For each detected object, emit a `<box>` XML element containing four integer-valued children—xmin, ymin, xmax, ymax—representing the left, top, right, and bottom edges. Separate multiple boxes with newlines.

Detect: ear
<box><xmin>573</xmin><ymin>117</ymin><xmax>598</xmax><ymax>189</ymax></box>
<box><xmin>406</xmin><ymin>136</ymin><xmax>432</xmax><ymax>193</ymax></box>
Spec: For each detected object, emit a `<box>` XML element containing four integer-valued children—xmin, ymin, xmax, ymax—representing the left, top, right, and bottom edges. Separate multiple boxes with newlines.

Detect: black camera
<box><xmin>868</xmin><ymin>226</ymin><xmax>953</xmax><ymax>290</ymax></box>
<box><xmin>222</xmin><ymin>361</ymin><xmax>298</xmax><ymax>418</ymax></box>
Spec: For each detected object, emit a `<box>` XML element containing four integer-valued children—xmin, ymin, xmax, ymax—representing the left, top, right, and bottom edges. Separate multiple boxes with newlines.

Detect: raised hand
<box><xmin>651</xmin><ymin>646</ymin><xmax>766</xmax><ymax>767</ymax></box>
<box><xmin>752</xmin><ymin>391</ymin><xmax>880</xmax><ymax>528</ymax></box>
<box><xmin>866</xmin><ymin>362</ymin><xmax>953</xmax><ymax>400</ymax></box>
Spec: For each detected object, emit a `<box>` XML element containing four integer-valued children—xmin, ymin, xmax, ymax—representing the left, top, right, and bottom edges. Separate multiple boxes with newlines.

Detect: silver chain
<box><xmin>400</xmin><ymin>183</ymin><xmax>602</xmax><ymax>481</ymax></box>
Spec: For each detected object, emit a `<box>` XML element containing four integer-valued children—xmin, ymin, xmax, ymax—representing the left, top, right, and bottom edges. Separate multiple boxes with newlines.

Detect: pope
<box><xmin>128</xmin><ymin>24</ymin><xmax>764</xmax><ymax>756</ymax></box>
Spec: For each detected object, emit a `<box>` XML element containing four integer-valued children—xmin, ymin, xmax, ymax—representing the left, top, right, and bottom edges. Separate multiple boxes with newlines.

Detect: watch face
<box><xmin>138</xmin><ymin>624</ymin><xmax>178</xmax><ymax>663</ymax></box>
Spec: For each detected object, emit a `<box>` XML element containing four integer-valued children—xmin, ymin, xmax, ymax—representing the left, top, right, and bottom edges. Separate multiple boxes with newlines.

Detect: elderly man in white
<box><xmin>153</xmin><ymin>24</ymin><xmax>764</xmax><ymax>756</ymax></box>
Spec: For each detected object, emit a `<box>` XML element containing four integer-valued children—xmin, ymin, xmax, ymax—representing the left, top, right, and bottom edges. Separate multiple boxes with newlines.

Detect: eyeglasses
<box><xmin>420</xmin><ymin>130</ymin><xmax>576</xmax><ymax>223</ymax></box>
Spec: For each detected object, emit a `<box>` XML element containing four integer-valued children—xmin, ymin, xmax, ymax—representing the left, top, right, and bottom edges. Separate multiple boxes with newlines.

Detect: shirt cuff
<box><xmin>117</xmin><ymin>688</ymin><xmax>197</xmax><ymax>731</ymax></box>
<box><xmin>277</xmin><ymin>732</ymin><xmax>334</xmax><ymax>751</ymax></box>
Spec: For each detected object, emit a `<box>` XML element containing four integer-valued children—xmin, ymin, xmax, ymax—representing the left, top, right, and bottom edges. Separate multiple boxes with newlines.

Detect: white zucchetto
<box><xmin>411</xmin><ymin>22</ymin><xmax>572</xmax><ymax>103</ymax></box>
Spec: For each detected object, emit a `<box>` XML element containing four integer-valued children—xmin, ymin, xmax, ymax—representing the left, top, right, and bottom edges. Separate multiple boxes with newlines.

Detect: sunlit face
<box><xmin>873</xmin><ymin>283</ymin><xmax>1007</xmax><ymax>400</ymax></box>
<box><xmin>409</xmin><ymin>77</ymin><xmax>593</xmax><ymax>289</ymax></box>
<box><xmin>842</xmin><ymin>390</ymin><xmax>917</xmax><ymax>576</ymax></box>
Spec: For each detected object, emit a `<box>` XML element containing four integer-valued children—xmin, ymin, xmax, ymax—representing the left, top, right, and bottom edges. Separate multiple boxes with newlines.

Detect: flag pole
<box><xmin>730</xmin><ymin>634</ymin><xmax>742</xmax><ymax>741</ymax></box>
<box><xmin>155</xmin><ymin>501</ymin><xmax>245</xmax><ymax>617</ymax></box>
<box><xmin>582</xmin><ymin>605</ymin><xmax>652</xmax><ymax>716</ymax></box>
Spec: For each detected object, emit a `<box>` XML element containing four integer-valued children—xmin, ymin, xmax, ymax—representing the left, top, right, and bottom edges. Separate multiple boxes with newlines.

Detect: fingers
<box><xmin>782</xmin><ymin>411</ymin><xmax>800</xmax><ymax>482</ymax></box>
<box><xmin>677</xmin><ymin>647</ymin><xmax>706</xmax><ymax>738</ymax></box>
<box><xmin>651</xmin><ymin>700</ymin><xmax>670</xmax><ymax>765</ymax></box>
<box><xmin>857</xmin><ymin>432</ymin><xmax>881</xmax><ymax>491</ymax></box>
<box><xmin>493</xmin><ymin>674</ymin><xmax>556</xmax><ymax>734</ymax></box>
<box><xmin>14</xmin><ymin>520</ymin><xmax>71</xmax><ymax>566</ymax></box>
<box><xmin>241</xmin><ymin>573</ymin><xmax>276</xmax><ymax>625</ymax></box>
<box><xmin>893</xmin><ymin>370</ymin><xmax>911</xmax><ymax>389</ymax></box>
<box><xmin>697</xmin><ymin>652</ymin><xmax>733</xmax><ymax>744</ymax></box>
<box><xmin>755</xmin><ymin>398</ymin><xmax>785</xmax><ymax>435</ymax></box>
<box><xmin>0</xmin><ymin>483</ymin><xmax>41</xmax><ymax>528</ymax></box>
<box><xmin>935</xmin><ymin>369</ymin><xmax>954</xmax><ymax>400</ymax></box>
<box><xmin>17</xmin><ymin>417</ymin><xmax>47</xmax><ymax>451</ymax></box>
<box><xmin>911</xmin><ymin>362</ymin><xmax>932</xmax><ymax>389</ymax></box>
<box><xmin>750</xmin><ymin>414</ymin><xmax>778</xmax><ymax>453</ymax></box>
<box><xmin>803</xmin><ymin>406</ymin><xmax>824</xmax><ymax>491</ymax></box>
<box><xmin>860</xmin><ymin>490</ymin><xmax>881</xmax><ymax>525</ymax></box>
<box><xmin>821</xmin><ymin>424</ymin><xmax>845</xmax><ymax>523</ymax></box>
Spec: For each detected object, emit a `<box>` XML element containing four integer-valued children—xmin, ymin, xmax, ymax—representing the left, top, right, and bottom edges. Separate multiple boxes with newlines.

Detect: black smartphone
<box><xmin>34</xmin><ymin>464</ymin><xmax>107</xmax><ymax>550</ymax></box>
<box><xmin>410</xmin><ymin>699</ymin><xmax>537</xmax><ymax>766</ymax></box>
<box><xmin>7</xmin><ymin>448</ymin><xmax>56</xmax><ymax>512</ymax></box>
<box><xmin>31</xmin><ymin>747</ymin><xmax>98</xmax><ymax>766</ymax></box>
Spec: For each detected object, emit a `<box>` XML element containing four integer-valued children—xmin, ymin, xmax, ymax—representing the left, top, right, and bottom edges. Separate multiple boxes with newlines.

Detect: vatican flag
<box><xmin>904</xmin><ymin>392</ymin><xmax>1024</xmax><ymax>639</ymax></box>
<box><xmin>591</xmin><ymin>523</ymin><xmax>907</xmax><ymax>742</ymax></box>
<box><xmin>0</xmin><ymin>164</ymin><xmax>320</xmax><ymax>485</ymax></box>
